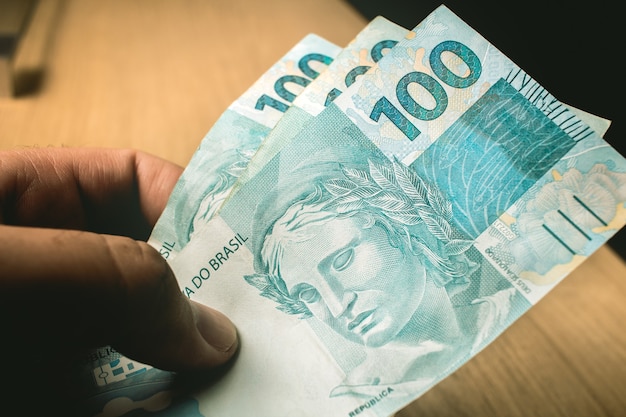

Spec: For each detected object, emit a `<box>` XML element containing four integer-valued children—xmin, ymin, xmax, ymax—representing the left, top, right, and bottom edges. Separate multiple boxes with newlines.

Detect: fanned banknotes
<box><xmin>80</xmin><ymin>6</ymin><xmax>624</xmax><ymax>417</ymax></box>
<box><xmin>77</xmin><ymin>22</ymin><xmax>417</xmax><ymax>417</ymax></box>
<box><xmin>230</xmin><ymin>17</ymin><xmax>408</xmax><ymax>193</ymax></box>
<box><xmin>166</xmin><ymin>6</ymin><xmax>626</xmax><ymax>417</ymax></box>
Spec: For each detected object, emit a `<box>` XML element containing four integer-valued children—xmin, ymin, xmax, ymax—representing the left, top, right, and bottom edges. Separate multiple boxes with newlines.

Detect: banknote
<box><xmin>161</xmin><ymin>6</ymin><xmax>626</xmax><ymax>417</ymax></box>
<box><xmin>565</xmin><ymin>105</ymin><xmax>610</xmax><ymax>138</ymax></box>
<box><xmin>148</xmin><ymin>34</ymin><xmax>341</xmax><ymax>261</ymax></box>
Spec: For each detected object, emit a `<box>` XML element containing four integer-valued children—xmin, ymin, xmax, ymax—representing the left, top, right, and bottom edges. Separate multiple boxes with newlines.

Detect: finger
<box><xmin>0</xmin><ymin>148</ymin><xmax>183</xmax><ymax>238</ymax></box>
<box><xmin>0</xmin><ymin>224</ymin><xmax>239</xmax><ymax>372</ymax></box>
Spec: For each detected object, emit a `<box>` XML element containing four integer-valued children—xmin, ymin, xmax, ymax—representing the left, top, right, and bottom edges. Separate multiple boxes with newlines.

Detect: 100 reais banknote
<box><xmin>79</xmin><ymin>5</ymin><xmax>624</xmax><ymax>417</ymax></box>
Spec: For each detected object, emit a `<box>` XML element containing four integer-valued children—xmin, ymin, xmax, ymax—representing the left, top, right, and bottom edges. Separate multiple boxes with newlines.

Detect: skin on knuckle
<box><xmin>106</xmin><ymin>236</ymin><xmax>172</xmax><ymax>302</ymax></box>
<box><xmin>104</xmin><ymin>236</ymin><xmax>192</xmax><ymax>364</ymax></box>
<box><xmin>102</xmin><ymin>236</ymin><xmax>179</xmax><ymax>329</ymax></box>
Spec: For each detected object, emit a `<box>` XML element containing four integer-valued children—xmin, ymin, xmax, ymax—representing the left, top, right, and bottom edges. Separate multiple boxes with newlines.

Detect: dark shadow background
<box><xmin>348</xmin><ymin>0</ymin><xmax>625</xmax><ymax>258</ymax></box>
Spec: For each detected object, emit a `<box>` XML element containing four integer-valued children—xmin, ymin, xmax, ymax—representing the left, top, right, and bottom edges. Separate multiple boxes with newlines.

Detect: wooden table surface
<box><xmin>1</xmin><ymin>1</ymin><xmax>624</xmax><ymax>416</ymax></box>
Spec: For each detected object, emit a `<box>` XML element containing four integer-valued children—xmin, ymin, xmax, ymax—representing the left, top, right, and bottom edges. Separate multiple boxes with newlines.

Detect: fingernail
<box><xmin>192</xmin><ymin>301</ymin><xmax>239</xmax><ymax>354</ymax></box>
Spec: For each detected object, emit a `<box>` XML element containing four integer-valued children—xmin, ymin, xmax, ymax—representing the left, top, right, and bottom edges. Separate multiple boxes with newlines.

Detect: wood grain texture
<box><xmin>0</xmin><ymin>0</ymin><xmax>365</xmax><ymax>165</ymax></box>
<box><xmin>0</xmin><ymin>1</ymin><xmax>624</xmax><ymax>416</ymax></box>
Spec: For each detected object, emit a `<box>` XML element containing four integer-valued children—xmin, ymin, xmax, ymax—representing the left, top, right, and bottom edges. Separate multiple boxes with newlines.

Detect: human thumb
<box><xmin>0</xmin><ymin>224</ymin><xmax>239</xmax><ymax>372</ymax></box>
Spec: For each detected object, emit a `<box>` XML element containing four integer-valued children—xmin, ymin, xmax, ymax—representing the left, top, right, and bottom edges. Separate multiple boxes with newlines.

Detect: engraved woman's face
<box><xmin>278</xmin><ymin>215</ymin><xmax>427</xmax><ymax>347</ymax></box>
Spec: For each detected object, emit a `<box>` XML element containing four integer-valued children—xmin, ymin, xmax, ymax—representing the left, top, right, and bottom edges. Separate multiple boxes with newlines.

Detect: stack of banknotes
<box><xmin>78</xmin><ymin>5</ymin><xmax>625</xmax><ymax>417</ymax></box>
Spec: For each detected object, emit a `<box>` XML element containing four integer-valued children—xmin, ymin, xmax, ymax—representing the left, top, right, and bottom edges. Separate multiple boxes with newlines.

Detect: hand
<box><xmin>0</xmin><ymin>148</ymin><xmax>239</xmax><ymax>400</ymax></box>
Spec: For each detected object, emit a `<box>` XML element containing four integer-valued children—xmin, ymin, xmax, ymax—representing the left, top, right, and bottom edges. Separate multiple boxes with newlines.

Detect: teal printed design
<box><xmin>412</xmin><ymin>78</ymin><xmax>576</xmax><ymax>238</ymax></box>
<box><xmin>345</xmin><ymin>66</ymin><xmax>370</xmax><ymax>88</ymax></box>
<box><xmin>397</xmin><ymin>72</ymin><xmax>448</xmax><ymax>120</ymax></box>
<box><xmin>366</xmin><ymin>40</ymin><xmax>482</xmax><ymax>142</ymax></box>
<box><xmin>299</xmin><ymin>53</ymin><xmax>334</xmax><ymax>79</ymax></box>
<box><xmin>255</xmin><ymin>94</ymin><xmax>290</xmax><ymax>112</ymax></box>
<box><xmin>274</xmin><ymin>75</ymin><xmax>311</xmax><ymax>102</ymax></box>
<box><xmin>371</xmin><ymin>39</ymin><xmax>399</xmax><ymax>63</ymax></box>
<box><xmin>255</xmin><ymin>50</ymin><xmax>335</xmax><ymax>115</ymax></box>
<box><xmin>325</xmin><ymin>38</ymin><xmax>400</xmax><ymax>108</ymax></box>
<box><xmin>93</xmin><ymin>357</ymin><xmax>150</xmax><ymax>386</ymax></box>
<box><xmin>430</xmin><ymin>40</ymin><xmax>482</xmax><ymax>88</ymax></box>
<box><xmin>370</xmin><ymin>96</ymin><xmax>421</xmax><ymax>140</ymax></box>
<box><xmin>343</xmin><ymin>40</ymin><xmax>399</xmax><ymax>89</ymax></box>
<box><xmin>504</xmin><ymin>68</ymin><xmax>598</xmax><ymax>143</ymax></box>
<box><xmin>324</xmin><ymin>87</ymin><xmax>342</xmax><ymax>106</ymax></box>
<box><xmin>507</xmin><ymin>162</ymin><xmax>626</xmax><ymax>275</ymax></box>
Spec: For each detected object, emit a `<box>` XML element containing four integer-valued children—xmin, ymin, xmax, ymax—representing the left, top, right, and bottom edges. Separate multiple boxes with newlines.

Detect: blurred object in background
<box><xmin>0</xmin><ymin>0</ymin><xmax>37</xmax><ymax>96</ymax></box>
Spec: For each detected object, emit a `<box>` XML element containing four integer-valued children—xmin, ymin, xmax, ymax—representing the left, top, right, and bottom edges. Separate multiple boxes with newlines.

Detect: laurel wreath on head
<box><xmin>323</xmin><ymin>157</ymin><xmax>472</xmax><ymax>254</ymax></box>
<box><xmin>244</xmin><ymin>157</ymin><xmax>473</xmax><ymax>317</ymax></box>
<box><xmin>244</xmin><ymin>271</ymin><xmax>313</xmax><ymax>318</ymax></box>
